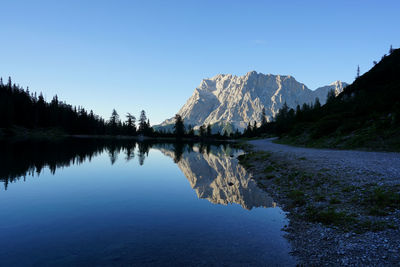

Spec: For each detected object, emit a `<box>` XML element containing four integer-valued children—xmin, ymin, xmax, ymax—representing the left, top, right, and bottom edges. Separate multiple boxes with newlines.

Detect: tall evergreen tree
<box><xmin>261</xmin><ymin>107</ymin><xmax>267</xmax><ymax>126</ymax></box>
<box><xmin>138</xmin><ymin>110</ymin><xmax>148</xmax><ymax>134</ymax></box>
<box><xmin>187</xmin><ymin>124</ymin><xmax>194</xmax><ymax>137</ymax></box>
<box><xmin>110</xmin><ymin>109</ymin><xmax>119</xmax><ymax>126</ymax></box>
<box><xmin>199</xmin><ymin>125</ymin><xmax>206</xmax><ymax>137</ymax></box>
<box><xmin>314</xmin><ymin>97</ymin><xmax>321</xmax><ymax>109</ymax></box>
<box><xmin>109</xmin><ymin>109</ymin><xmax>120</xmax><ymax>135</ymax></box>
<box><xmin>326</xmin><ymin>89</ymin><xmax>336</xmax><ymax>105</ymax></box>
<box><xmin>173</xmin><ymin>114</ymin><xmax>185</xmax><ymax>138</ymax></box>
<box><xmin>356</xmin><ymin>65</ymin><xmax>360</xmax><ymax>79</ymax></box>
<box><xmin>125</xmin><ymin>113</ymin><xmax>136</xmax><ymax>135</ymax></box>
<box><xmin>206</xmin><ymin>124</ymin><xmax>212</xmax><ymax>136</ymax></box>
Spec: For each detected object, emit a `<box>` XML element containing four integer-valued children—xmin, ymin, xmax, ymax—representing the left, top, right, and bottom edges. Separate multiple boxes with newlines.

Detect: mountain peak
<box><xmin>156</xmin><ymin>71</ymin><xmax>347</xmax><ymax>132</ymax></box>
<box><xmin>246</xmin><ymin>70</ymin><xmax>258</xmax><ymax>76</ymax></box>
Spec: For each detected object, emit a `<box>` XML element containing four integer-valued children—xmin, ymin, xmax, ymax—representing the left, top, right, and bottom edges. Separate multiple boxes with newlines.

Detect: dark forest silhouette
<box><xmin>0</xmin><ymin>78</ymin><xmax>230</xmax><ymax>139</ymax></box>
<box><xmin>241</xmin><ymin>47</ymin><xmax>400</xmax><ymax>150</ymax></box>
<box><xmin>0</xmin><ymin>77</ymin><xmax>109</xmax><ymax>135</ymax></box>
<box><xmin>0</xmin><ymin>77</ymin><xmax>158</xmax><ymax>136</ymax></box>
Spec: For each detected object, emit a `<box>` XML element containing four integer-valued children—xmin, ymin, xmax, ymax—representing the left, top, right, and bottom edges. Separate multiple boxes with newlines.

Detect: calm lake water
<box><xmin>0</xmin><ymin>139</ymin><xmax>295</xmax><ymax>266</ymax></box>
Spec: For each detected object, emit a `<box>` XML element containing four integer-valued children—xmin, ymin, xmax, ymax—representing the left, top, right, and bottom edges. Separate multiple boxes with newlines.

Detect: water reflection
<box><xmin>157</xmin><ymin>144</ymin><xmax>274</xmax><ymax>210</ymax></box>
<box><xmin>0</xmin><ymin>138</ymin><xmax>273</xmax><ymax>210</ymax></box>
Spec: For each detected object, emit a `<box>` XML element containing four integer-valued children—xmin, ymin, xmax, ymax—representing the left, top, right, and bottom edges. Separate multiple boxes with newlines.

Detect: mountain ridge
<box><xmin>156</xmin><ymin>71</ymin><xmax>347</xmax><ymax>132</ymax></box>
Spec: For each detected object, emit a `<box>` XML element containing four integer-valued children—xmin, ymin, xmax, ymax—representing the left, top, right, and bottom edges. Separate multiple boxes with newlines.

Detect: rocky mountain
<box><xmin>156</xmin><ymin>71</ymin><xmax>347</xmax><ymax>132</ymax></box>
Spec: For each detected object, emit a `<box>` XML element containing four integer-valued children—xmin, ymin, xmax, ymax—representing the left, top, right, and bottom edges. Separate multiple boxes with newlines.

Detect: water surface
<box><xmin>0</xmin><ymin>139</ymin><xmax>295</xmax><ymax>266</ymax></box>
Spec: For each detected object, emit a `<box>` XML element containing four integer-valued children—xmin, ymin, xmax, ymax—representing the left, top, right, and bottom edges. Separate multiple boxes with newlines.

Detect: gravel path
<box><xmin>249</xmin><ymin>138</ymin><xmax>400</xmax><ymax>185</ymax></box>
<box><xmin>244</xmin><ymin>138</ymin><xmax>400</xmax><ymax>266</ymax></box>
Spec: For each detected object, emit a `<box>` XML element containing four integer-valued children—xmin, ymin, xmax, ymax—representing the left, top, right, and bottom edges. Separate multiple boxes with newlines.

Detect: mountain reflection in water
<box><xmin>0</xmin><ymin>138</ymin><xmax>274</xmax><ymax>210</ymax></box>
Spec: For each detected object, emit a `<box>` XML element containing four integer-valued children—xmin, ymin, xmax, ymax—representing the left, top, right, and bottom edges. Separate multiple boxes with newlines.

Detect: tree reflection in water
<box><xmin>0</xmin><ymin>138</ymin><xmax>274</xmax><ymax>209</ymax></box>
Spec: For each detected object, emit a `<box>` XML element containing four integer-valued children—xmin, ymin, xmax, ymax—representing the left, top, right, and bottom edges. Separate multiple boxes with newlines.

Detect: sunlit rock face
<box><xmin>157</xmin><ymin>71</ymin><xmax>347</xmax><ymax>132</ymax></box>
<box><xmin>158</xmin><ymin>145</ymin><xmax>274</xmax><ymax>210</ymax></box>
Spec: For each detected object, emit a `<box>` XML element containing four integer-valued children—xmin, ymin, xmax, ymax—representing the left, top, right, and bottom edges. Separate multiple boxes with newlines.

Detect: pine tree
<box><xmin>138</xmin><ymin>110</ymin><xmax>148</xmax><ymax>134</ymax></box>
<box><xmin>199</xmin><ymin>125</ymin><xmax>206</xmax><ymax>137</ymax></box>
<box><xmin>187</xmin><ymin>124</ymin><xmax>194</xmax><ymax>136</ymax></box>
<box><xmin>326</xmin><ymin>89</ymin><xmax>336</xmax><ymax>104</ymax></box>
<box><xmin>314</xmin><ymin>97</ymin><xmax>321</xmax><ymax>109</ymax></box>
<box><xmin>110</xmin><ymin>109</ymin><xmax>119</xmax><ymax>126</ymax></box>
<box><xmin>206</xmin><ymin>124</ymin><xmax>212</xmax><ymax>136</ymax></box>
<box><xmin>7</xmin><ymin>77</ymin><xmax>12</xmax><ymax>89</ymax></box>
<box><xmin>261</xmin><ymin>107</ymin><xmax>267</xmax><ymax>126</ymax></box>
<box><xmin>173</xmin><ymin>114</ymin><xmax>185</xmax><ymax>138</ymax></box>
<box><xmin>109</xmin><ymin>109</ymin><xmax>120</xmax><ymax>135</ymax></box>
<box><xmin>125</xmin><ymin>113</ymin><xmax>136</xmax><ymax>135</ymax></box>
<box><xmin>356</xmin><ymin>65</ymin><xmax>360</xmax><ymax>79</ymax></box>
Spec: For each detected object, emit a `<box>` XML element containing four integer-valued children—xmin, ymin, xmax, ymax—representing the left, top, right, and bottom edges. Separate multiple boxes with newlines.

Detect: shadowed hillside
<box><xmin>257</xmin><ymin>48</ymin><xmax>400</xmax><ymax>150</ymax></box>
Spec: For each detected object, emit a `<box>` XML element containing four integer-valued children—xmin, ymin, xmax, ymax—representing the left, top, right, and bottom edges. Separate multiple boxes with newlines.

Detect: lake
<box><xmin>0</xmin><ymin>138</ymin><xmax>295</xmax><ymax>266</ymax></box>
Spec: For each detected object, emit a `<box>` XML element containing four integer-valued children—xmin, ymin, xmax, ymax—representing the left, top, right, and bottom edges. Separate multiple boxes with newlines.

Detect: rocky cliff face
<box><xmin>157</xmin><ymin>71</ymin><xmax>347</xmax><ymax>132</ymax></box>
<box><xmin>157</xmin><ymin>144</ymin><xmax>274</xmax><ymax>210</ymax></box>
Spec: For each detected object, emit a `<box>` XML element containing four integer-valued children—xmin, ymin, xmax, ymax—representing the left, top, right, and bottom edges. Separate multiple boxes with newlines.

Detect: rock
<box><xmin>156</xmin><ymin>71</ymin><xmax>347</xmax><ymax>132</ymax></box>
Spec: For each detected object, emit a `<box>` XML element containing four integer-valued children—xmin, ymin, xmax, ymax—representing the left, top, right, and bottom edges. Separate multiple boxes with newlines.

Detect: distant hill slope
<box><xmin>276</xmin><ymin>48</ymin><xmax>400</xmax><ymax>150</ymax></box>
<box><xmin>155</xmin><ymin>71</ymin><xmax>347</xmax><ymax>133</ymax></box>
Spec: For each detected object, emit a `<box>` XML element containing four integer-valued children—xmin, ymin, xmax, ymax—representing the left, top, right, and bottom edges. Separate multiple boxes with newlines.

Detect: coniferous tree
<box><xmin>109</xmin><ymin>109</ymin><xmax>120</xmax><ymax>135</ymax></box>
<box><xmin>187</xmin><ymin>124</ymin><xmax>194</xmax><ymax>137</ymax></box>
<box><xmin>199</xmin><ymin>125</ymin><xmax>206</xmax><ymax>137</ymax></box>
<box><xmin>356</xmin><ymin>65</ymin><xmax>360</xmax><ymax>79</ymax></box>
<box><xmin>174</xmin><ymin>114</ymin><xmax>185</xmax><ymax>138</ymax></box>
<box><xmin>326</xmin><ymin>89</ymin><xmax>336</xmax><ymax>104</ymax></box>
<box><xmin>243</xmin><ymin>122</ymin><xmax>252</xmax><ymax>137</ymax></box>
<box><xmin>234</xmin><ymin>128</ymin><xmax>240</xmax><ymax>138</ymax></box>
<box><xmin>314</xmin><ymin>97</ymin><xmax>321</xmax><ymax>109</ymax></box>
<box><xmin>125</xmin><ymin>113</ymin><xmax>136</xmax><ymax>135</ymax></box>
<box><xmin>138</xmin><ymin>110</ymin><xmax>148</xmax><ymax>134</ymax></box>
<box><xmin>206</xmin><ymin>124</ymin><xmax>212</xmax><ymax>137</ymax></box>
<box><xmin>261</xmin><ymin>107</ymin><xmax>267</xmax><ymax>126</ymax></box>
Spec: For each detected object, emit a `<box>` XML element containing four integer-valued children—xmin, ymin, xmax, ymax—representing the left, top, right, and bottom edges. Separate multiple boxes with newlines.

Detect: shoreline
<box><xmin>239</xmin><ymin>138</ymin><xmax>400</xmax><ymax>265</ymax></box>
<box><xmin>0</xmin><ymin>128</ymin><xmax>234</xmax><ymax>143</ymax></box>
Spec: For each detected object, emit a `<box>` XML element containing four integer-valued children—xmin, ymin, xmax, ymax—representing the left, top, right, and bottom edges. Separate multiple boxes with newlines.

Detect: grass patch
<box><xmin>329</xmin><ymin>197</ymin><xmax>342</xmax><ymax>204</ymax></box>
<box><xmin>305</xmin><ymin>206</ymin><xmax>357</xmax><ymax>229</ymax></box>
<box><xmin>342</xmin><ymin>185</ymin><xmax>358</xmax><ymax>193</ymax></box>
<box><xmin>364</xmin><ymin>187</ymin><xmax>400</xmax><ymax>216</ymax></box>
<box><xmin>288</xmin><ymin>190</ymin><xmax>306</xmax><ymax>206</ymax></box>
<box><xmin>237</xmin><ymin>154</ymin><xmax>254</xmax><ymax>168</ymax></box>
<box><xmin>263</xmin><ymin>165</ymin><xmax>275</xmax><ymax>173</ymax></box>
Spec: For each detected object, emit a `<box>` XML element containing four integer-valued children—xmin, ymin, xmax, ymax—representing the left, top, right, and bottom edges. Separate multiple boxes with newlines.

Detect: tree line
<box><xmin>0</xmin><ymin>77</ymin><xmax>158</xmax><ymax>136</ymax></box>
<box><xmin>169</xmin><ymin>114</ymin><xmax>238</xmax><ymax>140</ymax></box>
<box><xmin>0</xmin><ymin>77</ymin><xmax>107</xmax><ymax>134</ymax></box>
<box><xmin>0</xmin><ymin>75</ymin><xmax>325</xmax><ymax>140</ymax></box>
<box><xmin>0</xmin><ymin>78</ymin><xmax>230</xmax><ymax>139</ymax></box>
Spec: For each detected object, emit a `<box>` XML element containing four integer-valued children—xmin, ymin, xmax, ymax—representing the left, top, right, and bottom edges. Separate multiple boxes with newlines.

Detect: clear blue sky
<box><xmin>1</xmin><ymin>0</ymin><xmax>399</xmax><ymax>124</ymax></box>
